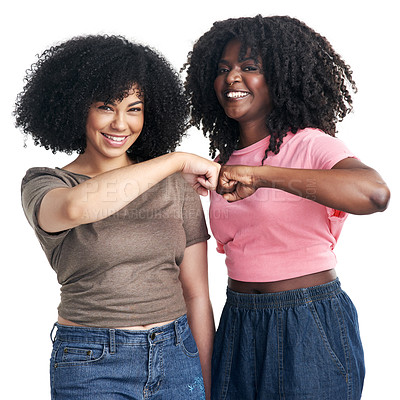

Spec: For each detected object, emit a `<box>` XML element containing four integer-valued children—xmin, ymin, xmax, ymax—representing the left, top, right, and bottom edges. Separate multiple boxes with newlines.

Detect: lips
<box><xmin>101</xmin><ymin>132</ymin><xmax>130</xmax><ymax>146</ymax></box>
<box><xmin>224</xmin><ymin>90</ymin><xmax>250</xmax><ymax>99</ymax></box>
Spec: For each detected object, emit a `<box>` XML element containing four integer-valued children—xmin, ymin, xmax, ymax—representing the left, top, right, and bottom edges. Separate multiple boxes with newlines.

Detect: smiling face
<box><xmin>214</xmin><ymin>39</ymin><xmax>272</xmax><ymax>126</ymax></box>
<box><xmin>85</xmin><ymin>87</ymin><xmax>144</xmax><ymax>162</ymax></box>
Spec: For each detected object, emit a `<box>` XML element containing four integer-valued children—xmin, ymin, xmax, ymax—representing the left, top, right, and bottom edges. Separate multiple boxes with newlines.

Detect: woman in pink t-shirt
<box><xmin>184</xmin><ymin>15</ymin><xmax>390</xmax><ymax>400</ymax></box>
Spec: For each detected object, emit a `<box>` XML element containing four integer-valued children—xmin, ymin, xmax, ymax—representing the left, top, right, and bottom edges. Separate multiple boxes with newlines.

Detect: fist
<box><xmin>217</xmin><ymin>165</ymin><xmax>257</xmax><ymax>202</ymax></box>
<box><xmin>180</xmin><ymin>153</ymin><xmax>221</xmax><ymax>196</ymax></box>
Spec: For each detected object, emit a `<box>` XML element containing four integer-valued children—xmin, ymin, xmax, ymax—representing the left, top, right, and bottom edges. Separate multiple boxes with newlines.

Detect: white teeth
<box><xmin>226</xmin><ymin>91</ymin><xmax>249</xmax><ymax>98</ymax></box>
<box><xmin>103</xmin><ymin>133</ymin><xmax>126</xmax><ymax>142</ymax></box>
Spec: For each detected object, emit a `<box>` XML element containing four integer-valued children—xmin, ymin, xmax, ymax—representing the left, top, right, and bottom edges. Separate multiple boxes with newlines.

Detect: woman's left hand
<box><xmin>217</xmin><ymin>158</ymin><xmax>390</xmax><ymax>214</ymax></box>
<box><xmin>217</xmin><ymin>165</ymin><xmax>257</xmax><ymax>202</ymax></box>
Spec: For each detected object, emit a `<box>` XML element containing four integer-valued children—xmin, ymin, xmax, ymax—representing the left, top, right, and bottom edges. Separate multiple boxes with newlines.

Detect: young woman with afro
<box><xmin>15</xmin><ymin>34</ymin><xmax>220</xmax><ymax>400</ymax></box>
<box><xmin>184</xmin><ymin>15</ymin><xmax>390</xmax><ymax>400</ymax></box>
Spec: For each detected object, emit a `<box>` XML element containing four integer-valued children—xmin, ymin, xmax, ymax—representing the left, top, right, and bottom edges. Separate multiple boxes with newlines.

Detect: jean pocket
<box><xmin>308</xmin><ymin>298</ymin><xmax>349</xmax><ymax>380</ymax></box>
<box><xmin>53</xmin><ymin>341</ymin><xmax>106</xmax><ymax>368</ymax></box>
<box><xmin>180</xmin><ymin>332</ymin><xmax>199</xmax><ymax>358</ymax></box>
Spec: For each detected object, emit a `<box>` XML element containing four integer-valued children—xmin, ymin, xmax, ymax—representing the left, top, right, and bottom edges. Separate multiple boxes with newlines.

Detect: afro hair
<box><xmin>184</xmin><ymin>15</ymin><xmax>357</xmax><ymax>163</ymax></box>
<box><xmin>15</xmin><ymin>34</ymin><xmax>188</xmax><ymax>161</ymax></box>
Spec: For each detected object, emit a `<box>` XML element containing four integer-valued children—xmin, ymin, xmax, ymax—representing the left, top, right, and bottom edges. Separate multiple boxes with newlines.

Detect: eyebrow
<box><xmin>218</xmin><ymin>57</ymin><xmax>260</xmax><ymax>65</ymax></box>
<box><xmin>101</xmin><ymin>100</ymin><xmax>143</xmax><ymax>107</ymax></box>
<box><xmin>127</xmin><ymin>101</ymin><xmax>143</xmax><ymax>107</ymax></box>
<box><xmin>218</xmin><ymin>57</ymin><xmax>258</xmax><ymax>64</ymax></box>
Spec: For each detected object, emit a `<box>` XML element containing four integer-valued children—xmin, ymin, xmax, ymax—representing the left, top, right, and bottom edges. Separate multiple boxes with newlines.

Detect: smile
<box><xmin>101</xmin><ymin>132</ymin><xmax>132</xmax><ymax>147</ymax></box>
<box><xmin>224</xmin><ymin>91</ymin><xmax>250</xmax><ymax>99</ymax></box>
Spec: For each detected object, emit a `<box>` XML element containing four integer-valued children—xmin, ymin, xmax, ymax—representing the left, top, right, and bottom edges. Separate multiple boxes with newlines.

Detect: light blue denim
<box><xmin>211</xmin><ymin>279</ymin><xmax>365</xmax><ymax>399</ymax></box>
<box><xmin>50</xmin><ymin>314</ymin><xmax>205</xmax><ymax>399</ymax></box>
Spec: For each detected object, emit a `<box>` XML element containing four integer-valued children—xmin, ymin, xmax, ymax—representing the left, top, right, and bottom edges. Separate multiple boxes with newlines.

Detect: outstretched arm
<box><xmin>217</xmin><ymin>157</ymin><xmax>390</xmax><ymax>215</ymax></box>
<box><xmin>39</xmin><ymin>152</ymin><xmax>220</xmax><ymax>233</ymax></box>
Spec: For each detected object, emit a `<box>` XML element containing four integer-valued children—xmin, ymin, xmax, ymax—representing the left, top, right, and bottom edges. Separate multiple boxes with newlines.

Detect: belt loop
<box><xmin>109</xmin><ymin>329</ymin><xmax>116</xmax><ymax>354</ymax></box>
<box><xmin>174</xmin><ymin>320</ymin><xmax>180</xmax><ymax>346</ymax></box>
<box><xmin>50</xmin><ymin>322</ymin><xmax>57</xmax><ymax>344</ymax></box>
<box><xmin>302</xmin><ymin>287</ymin><xmax>312</xmax><ymax>305</ymax></box>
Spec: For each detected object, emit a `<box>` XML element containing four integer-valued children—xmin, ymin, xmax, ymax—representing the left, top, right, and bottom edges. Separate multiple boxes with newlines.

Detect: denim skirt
<box><xmin>50</xmin><ymin>314</ymin><xmax>205</xmax><ymax>400</ymax></box>
<box><xmin>211</xmin><ymin>279</ymin><xmax>365</xmax><ymax>400</ymax></box>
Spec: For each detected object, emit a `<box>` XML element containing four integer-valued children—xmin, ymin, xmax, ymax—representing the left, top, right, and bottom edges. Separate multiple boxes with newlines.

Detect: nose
<box><xmin>110</xmin><ymin>112</ymin><xmax>127</xmax><ymax>132</ymax></box>
<box><xmin>226</xmin><ymin>68</ymin><xmax>242</xmax><ymax>85</ymax></box>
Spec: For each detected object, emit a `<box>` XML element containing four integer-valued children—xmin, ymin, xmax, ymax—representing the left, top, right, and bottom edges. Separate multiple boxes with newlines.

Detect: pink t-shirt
<box><xmin>209</xmin><ymin>128</ymin><xmax>356</xmax><ymax>282</ymax></box>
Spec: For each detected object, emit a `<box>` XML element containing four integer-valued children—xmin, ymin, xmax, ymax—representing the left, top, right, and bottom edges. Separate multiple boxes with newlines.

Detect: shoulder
<box><xmin>290</xmin><ymin>128</ymin><xmax>355</xmax><ymax>169</ymax></box>
<box><xmin>21</xmin><ymin>167</ymin><xmax>88</xmax><ymax>215</ymax></box>
<box><xmin>22</xmin><ymin>167</ymin><xmax>58</xmax><ymax>183</ymax></box>
<box><xmin>291</xmin><ymin>128</ymin><xmax>349</xmax><ymax>147</ymax></box>
<box><xmin>291</xmin><ymin>127</ymin><xmax>332</xmax><ymax>143</ymax></box>
<box><xmin>22</xmin><ymin>167</ymin><xmax>88</xmax><ymax>189</ymax></box>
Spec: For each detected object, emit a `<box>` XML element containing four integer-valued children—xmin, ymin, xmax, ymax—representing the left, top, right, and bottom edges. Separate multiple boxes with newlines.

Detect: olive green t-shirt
<box><xmin>21</xmin><ymin>167</ymin><xmax>210</xmax><ymax>327</ymax></box>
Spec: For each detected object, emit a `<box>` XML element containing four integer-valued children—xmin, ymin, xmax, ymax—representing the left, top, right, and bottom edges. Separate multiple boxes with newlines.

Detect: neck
<box><xmin>64</xmin><ymin>152</ymin><xmax>134</xmax><ymax>177</ymax></box>
<box><xmin>238</xmin><ymin>119</ymin><xmax>270</xmax><ymax>149</ymax></box>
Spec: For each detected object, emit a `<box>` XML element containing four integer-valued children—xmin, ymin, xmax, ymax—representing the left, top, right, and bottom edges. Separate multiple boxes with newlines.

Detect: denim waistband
<box><xmin>51</xmin><ymin>314</ymin><xmax>189</xmax><ymax>347</ymax></box>
<box><xmin>226</xmin><ymin>278</ymin><xmax>342</xmax><ymax>309</ymax></box>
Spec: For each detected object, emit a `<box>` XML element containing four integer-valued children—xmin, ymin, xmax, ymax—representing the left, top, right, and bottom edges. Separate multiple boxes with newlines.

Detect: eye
<box><xmin>243</xmin><ymin>65</ymin><xmax>259</xmax><ymax>72</ymax></box>
<box><xmin>128</xmin><ymin>106</ymin><xmax>142</xmax><ymax>112</ymax></box>
<box><xmin>97</xmin><ymin>104</ymin><xmax>113</xmax><ymax>112</ymax></box>
<box><xmin>217</xmin><ymin>66</ymin><xmax>230</xmax><ymax>74</ymax></box>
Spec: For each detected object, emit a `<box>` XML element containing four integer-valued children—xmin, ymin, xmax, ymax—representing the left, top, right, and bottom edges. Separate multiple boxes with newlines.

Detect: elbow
<box><xmin>63</xmin><ymin>194</ymin><xmax>87</xmax><ymax>227</ymax></box>
<box><xmin>369</xmin><ymin>183</ymin><xmax>391</xmax><ymax>213</ymax></box>
<box><xmin>64</xmin><ymin>203</ymin><xmax>84</xmax><ymax>224</ymax></box>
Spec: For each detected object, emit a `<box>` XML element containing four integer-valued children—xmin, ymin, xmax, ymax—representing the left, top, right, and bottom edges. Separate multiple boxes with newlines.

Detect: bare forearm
<box><xmin>68</xmin><ymin>153</ymin><xmax>182</xmax><ymax>223</ymax></box>
<box><xmin>217</xmin><ymin>158</ymin><xmax>390</xmax><ymax>215</ymax></box>
<box><xmin>39</xmin><ymin>152</ymin><xmax>220</xmax><ymax>232</ymax></box>
<box><xmin>252</xmin><ymin>164</ymin><xmax>389</xmax><ymax>214</ymax></box>
<box><xmin>179</xmin><ymin>242</ymin><xmax>214</xmax><ymax>399</ymax></box>
<box><xmin>186</xmin><ymin>297</ymin><xmax>215</xmax><ymax>400</ymax></box>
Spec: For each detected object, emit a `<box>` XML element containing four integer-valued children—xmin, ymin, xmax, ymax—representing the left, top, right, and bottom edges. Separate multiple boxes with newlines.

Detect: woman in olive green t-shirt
<box><xmin>16</xmin><ymin>34</ymin><xmax>219</xmax><ymax>400</ymax></box>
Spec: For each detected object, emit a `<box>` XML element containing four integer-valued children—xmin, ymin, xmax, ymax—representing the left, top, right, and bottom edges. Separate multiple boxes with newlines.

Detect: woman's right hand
<box><xmin>38</xmin><ymin>152</ymin><xmax>221</xmax><ymax>233</ymax></box>
<box><xmin>178</xmin><ymin>152</ymin><xmax>221</xmax><ymax>196</ymax></box>
<box><xmin>216</xmin><ymin>165</ymin><xmax>257</xmax><ymax>201</ymax></box>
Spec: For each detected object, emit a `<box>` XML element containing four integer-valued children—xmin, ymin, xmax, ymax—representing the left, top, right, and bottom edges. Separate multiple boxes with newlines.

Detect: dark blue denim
<box><xmin>50</xmin><ymin>314</ymin><xmax>205</xmax><ymax>399</ymax></box>
<box><xmin>211</xmin><ymin>279</ymin><xmax>365</xmax><ymax>400</ymax></box>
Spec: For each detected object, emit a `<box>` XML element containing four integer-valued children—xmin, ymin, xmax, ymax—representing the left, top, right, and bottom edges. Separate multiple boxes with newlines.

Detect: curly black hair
<box><xmin>184</xmin><ymin>15</ymin><xmax>357</xmax><ymax>164</ymax></box>
<box><xmin>14</xmin><ymin>35</ymin><xmax>188</xmax><ymax>161</ymax></box>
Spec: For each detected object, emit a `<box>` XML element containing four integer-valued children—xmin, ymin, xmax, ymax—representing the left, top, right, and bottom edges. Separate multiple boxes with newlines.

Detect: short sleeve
<box><xmin>306</xmin><ymin>131</ymin><xmax>357</xmax><ymax>170</ymax></box>
<box><xmin>21</xmin><ymin>168</ymin><xmax>71</xmax><ymax>246</ymax></box>
<box><xmin>181</xmin><ymin>180</ymin><xmax>210</xmax><ymax>247</ymax></box>
<box><xmin>303</xmin><ymin>131</ymin><xmax>354</xmax><ymax>236</ymax></box>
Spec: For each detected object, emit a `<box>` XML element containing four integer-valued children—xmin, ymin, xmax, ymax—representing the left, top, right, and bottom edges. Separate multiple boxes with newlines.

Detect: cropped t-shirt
<box><xmin>209</xmin><ymin>128</ymin><xmax>355</xmax><ymax>282</ymax></box>
<box><xmin>21</xmin><ymin>168</ymin><xmax>210</xmax><ymax>327</ymax></box>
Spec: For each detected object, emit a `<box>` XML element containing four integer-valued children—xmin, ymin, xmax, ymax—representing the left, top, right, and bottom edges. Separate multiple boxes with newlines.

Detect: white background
<box><xmin>1</xmin><ymin>0</ymin><xmax>398</xmax><ymax>398</ymax></box>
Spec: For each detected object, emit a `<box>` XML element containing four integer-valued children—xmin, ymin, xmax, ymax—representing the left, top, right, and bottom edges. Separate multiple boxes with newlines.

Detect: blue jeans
<box><xmin>212</xmin><ymin>279</ymin><xmax>365</xmax><ymax>400</ymax></box>
<box><xmin>50</xmin><ymin>314</ymin><xmax>205</xmax><ymax>399</ymax></box>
